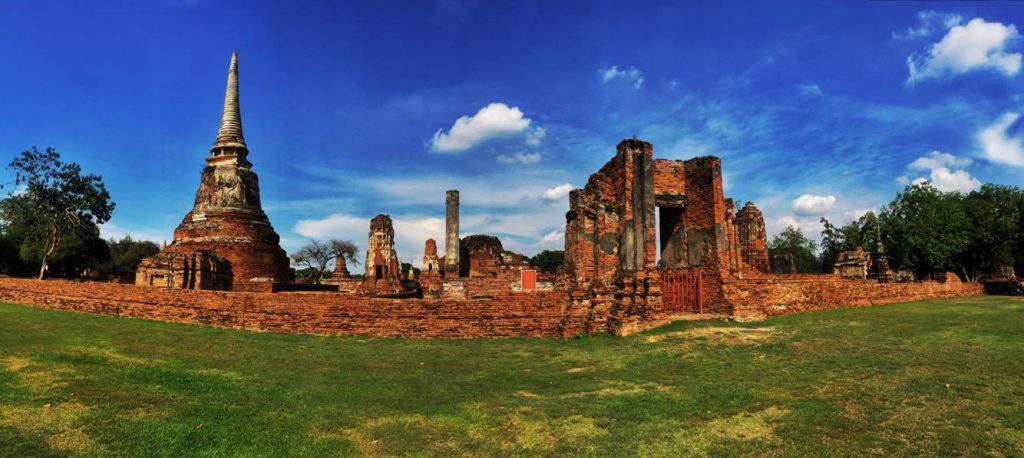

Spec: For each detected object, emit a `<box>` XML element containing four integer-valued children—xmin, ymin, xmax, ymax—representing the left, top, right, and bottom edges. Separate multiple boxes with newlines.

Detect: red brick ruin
<box><xmin>356</xmin><ymin>214</ymin><xmax>404</xmax><ymax>296</ymax></box>
<box><xmin>136</xmin><ymin>53</ymin><xmax>293</xmax><ymax>292</ymax></box>
<box><xmin>13</xmin><ymin>53</ymin><xmax>981</xmax><ymax>337</ymax></box>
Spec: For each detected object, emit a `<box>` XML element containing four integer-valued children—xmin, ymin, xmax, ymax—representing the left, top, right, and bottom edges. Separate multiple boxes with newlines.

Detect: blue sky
<box><xmin>2</xmin><ymin>0</ymin><xmax>1024</xmax><ymax>267</ymax></box>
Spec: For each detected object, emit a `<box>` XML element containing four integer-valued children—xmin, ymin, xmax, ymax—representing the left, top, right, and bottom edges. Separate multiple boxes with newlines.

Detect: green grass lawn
<box><xmin>1</xmin><ymin>297</ymin><xmax>1022</xmax><ymax>457</ymax></box>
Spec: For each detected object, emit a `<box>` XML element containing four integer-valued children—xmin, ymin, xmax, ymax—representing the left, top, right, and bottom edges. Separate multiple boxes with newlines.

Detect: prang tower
<box><xmin>136</xmin><ymin>53</ymin><xmax>293</xmax><ymax>290</ymax></box>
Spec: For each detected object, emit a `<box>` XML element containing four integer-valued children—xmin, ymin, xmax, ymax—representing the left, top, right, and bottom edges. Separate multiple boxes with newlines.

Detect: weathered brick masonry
<box><xmin>0</xmin><ymin>275</ymin><xmax>982</xmax><ymax>337</ymax></box>
<box><xmin>723</xmin><ymin>274</ymin><xmax>983</xmax><ymax>321</ymax></box>
<box><xmin>0</xmin><ymin>278</ymin><xmax>584</xmax><ymax>338</ymax></box>
<box><xmin>136</xmin><ymin>52</ymin><xmax>293</xmax><ymax>292</ymax></box>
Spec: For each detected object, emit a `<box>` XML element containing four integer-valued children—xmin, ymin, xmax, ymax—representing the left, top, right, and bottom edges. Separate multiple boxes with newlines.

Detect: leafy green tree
<box><xmin>768</xmin><ymin>226</ymin><xmax>819</xmax><ymax>273</ymax></box>
<box><xmin>819</xmin><ymin>212</ymin><xmax>881</xmax><ymax>272</ymax></box>
<box><xmin>3</xmin><ymin>147</ymin><xmax>114</xmax><ymax>279</ymax></box>
<box><xmin>0</xmin><ymin>235</ymin><xmax>24</xmax><ymax>275</ymax></box>
<box><xmin>290</xmin><ymin>239</ymin><xmax>359</xmax><ymax>284</ymax></box>
<box><xmin>958</xmin><ymin>184</ymin><xmax>1024</xmax><ymax>281</ymax></box>
<box><xmin>107</xmin><ymin>236</ymin><xmax>160</xmax><ymax>280</ymax></box>
<box><xmin>880</xmin><ymin>183</ymin><xmax>969</xmax><ymax>276</ymax></box>
<box><xmin>529</xmin><ymin>250</ymin><xmax>564</xmax><ymax>274</ymax></box>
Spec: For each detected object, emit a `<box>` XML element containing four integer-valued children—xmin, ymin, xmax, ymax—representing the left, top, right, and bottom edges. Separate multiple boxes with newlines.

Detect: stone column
<box><xmin>445</xmin><ymin>190</ymin><xmax>460</xmax><ymax>274</ymax></box>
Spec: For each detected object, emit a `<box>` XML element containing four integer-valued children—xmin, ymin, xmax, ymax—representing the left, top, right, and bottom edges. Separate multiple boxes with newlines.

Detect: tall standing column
<box><xmin>445</xmin><ymin>190</ymin><xmax>460</xmax><ymax>275</ymax></box>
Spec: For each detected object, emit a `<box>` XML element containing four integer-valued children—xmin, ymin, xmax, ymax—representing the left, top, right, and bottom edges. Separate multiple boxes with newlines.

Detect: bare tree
<box><xmin>291</xmin><ymin>239</ymin><xmax>358</xmax><ymax>284</ymax></box>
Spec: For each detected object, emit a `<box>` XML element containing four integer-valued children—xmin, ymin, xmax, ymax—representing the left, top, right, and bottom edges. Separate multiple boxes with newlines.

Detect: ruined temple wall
<box><xmin>681</xmin><ymin>156</ymin><xmax>730</xmax><ymax>311</ymax></box>
<box><xmin>722</xmin><ymin>274</ymin><xmax>984</xmax><ymax>321</ymax></box>
<box><xmin>565</xmin><ymin>148</ymin><xmax>631</xmax><ymax>286</ymax></box>
<box><xmin>653</xmin><ymin>160</ymin><xmax>687</xmax><ymax>195</ymax></box>
<box><xmin>0</xmin><ymin>276</ymin><xmax>987</xmax><ymax>337</ymax></box>
<box><xmin>0</xmin><ymin>278</ymin><xmax>579</xmax><ymax>338</ymax></box>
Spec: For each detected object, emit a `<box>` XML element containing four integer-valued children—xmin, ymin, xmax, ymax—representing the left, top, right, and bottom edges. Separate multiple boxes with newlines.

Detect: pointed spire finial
<box><xmin>211</xmin><ymin>52</ymin><xmax>247</xmax><ymax>156</ymax></box>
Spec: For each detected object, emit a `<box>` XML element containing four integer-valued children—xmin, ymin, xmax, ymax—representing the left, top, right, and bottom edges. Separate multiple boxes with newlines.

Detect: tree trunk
<box><xmin>38</xmin><ymin>227</ymin><xmax>61</xmax><ymax>280</ymax></box>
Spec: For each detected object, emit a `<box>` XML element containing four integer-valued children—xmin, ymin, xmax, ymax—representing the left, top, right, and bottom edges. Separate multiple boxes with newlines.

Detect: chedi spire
<box><xmin>211</xmin><ymin>52</ymin><xmax>247</xmax><ymax>158</ymax></box>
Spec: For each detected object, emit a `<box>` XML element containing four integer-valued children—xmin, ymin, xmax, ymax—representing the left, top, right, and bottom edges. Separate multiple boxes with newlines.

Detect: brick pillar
<box><xmin>445</xmin><ymin>190</ymin><xmax>460</xmax><ymax>275</ymax></box>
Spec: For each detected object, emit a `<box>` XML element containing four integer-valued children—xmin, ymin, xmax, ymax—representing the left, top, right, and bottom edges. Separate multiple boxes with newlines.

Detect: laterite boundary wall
<box><xmin>0</xmin><ymin>278</ymin><xmax>582</xmax><ymax>338</ymax></box>
<box><xmin>0</xmin><ymin>276</ymin><xmax>986</xmax><ymax>337</ymax></box>
<box><xmin>723</xmin><ymin>274</ymin><xmax>985</xmax><ymax>321</ymax></box>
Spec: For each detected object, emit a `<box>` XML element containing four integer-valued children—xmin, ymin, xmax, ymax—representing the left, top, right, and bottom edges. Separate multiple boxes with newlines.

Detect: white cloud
<box><xmin>541</xmin><ymin>183</ymin><xmax>573</xmax><ymax>202</ymax></box>
<box><xmin>776</xmin><ymin>215</ymin><xmax>801</xmax><ymax>230</ymax></box>
<box><xmin>536</xmin><ymin>230</ymin><xmax>564</xmax><ymax>248</ymax></box>
<box><xmin>797</xmin><ymin>84</ymin><xmax>822</xmax><ymax>96</ymax></box>
<box><xmin>791</xmin><ymin>194</ymin><xmax>836</xmax><ymax>215</ymax></box>
<box><xmin>904</xmin><ymin>150</ymin><xmax>980</xmax><ymax>192</ymax></box>
<box><xmin>843</xmin><ymin>208</ymin><xmax>874</xmax><ymax>220</ymax></box>
<box><xmin>525</xmin><ymin>127</ymin><xmax>546</xmax><ymax>146</ymax></box>
<box><xmin>599</xmin><ymin>65</ymin><xmax>644</xmax><ymax>89</ymax></box>
<box><xmin>99</xmin><ymin>222</ymin><xmax>169</xmax><ymax>244</ymax></box>
<box><xmin>496</xmin><ymin>152</ymin><xmax>541</xmax><ymax>165</ymax></box>
<box><xmin>294</xmin><ymin>213</ymin><xmax>366</xmax><ymax>240</ymax></box>
<box><xmin>979</xmin><ymin>112</ymin><xmax>1024</xmax><ymax>166</ymax></box>
<box><xmin>893</xmin><ymin>10</ymin><xmax>963</xmax><ymax>40</ymax></box>
<box><xmin>430</xmin><ymin>103</ymin><xmax>532</xmax><ymax>153</ymax></box>
<box><xmin>909</xmin><ymin>150</ymin><xmax>972</xmax><ymax>170</ymax></box>
<box><xmin>923</xmin><ymin>167</ymin><xmax>981</xmax><ymax>192</ymax></box>
<box><xmin>907</xmin><ymin>18</ymin><xmax>1022</xmax><ymax>83</ymax></box>
<box><xmin>896</xmin><ymin>175</ymin><xmax>911</xmax><ymax>185</ymax></box>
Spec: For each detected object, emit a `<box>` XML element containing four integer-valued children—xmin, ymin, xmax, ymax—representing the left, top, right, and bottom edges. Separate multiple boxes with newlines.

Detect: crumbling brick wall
<box><xmin>563</xmin><ymin>140</ymin><xmax>736</xmax><ymax>314</ymax></box>
<box><xmin>0</xmin><ymin>276</ymin><xmax>985</xmax><ymax>337</ymax></box>
<box><xmin>722</xmin><ymin>274</ymin><xmax>984</xmax><ymax>321</ymax></box>
<box><xmin>0</xmin><ymin>278</ymin><xmax>582</xmax><ymax>338</ymax></box>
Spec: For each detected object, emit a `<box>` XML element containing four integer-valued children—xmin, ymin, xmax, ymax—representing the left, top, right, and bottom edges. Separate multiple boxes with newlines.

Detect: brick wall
<box><xmin>0</xmin><ymin>278</ymin><xmax>582</xmax><ymax>338</ymax></box>
<box><xmin>722</xmin><ymin>274</ymin><xmax>984</xmax><ymax>321</ymax></box>
<box><xmin>0</xmin><ymin>275</ymin><xmax>986</xmax><ymax>338</ymax></box>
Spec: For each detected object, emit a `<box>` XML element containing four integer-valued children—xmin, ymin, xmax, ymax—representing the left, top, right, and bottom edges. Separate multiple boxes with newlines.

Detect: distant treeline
<box><xmin>769</xmin><ymin>183</ymin><xmax>1024</xmax><ymax>281</ymax></box>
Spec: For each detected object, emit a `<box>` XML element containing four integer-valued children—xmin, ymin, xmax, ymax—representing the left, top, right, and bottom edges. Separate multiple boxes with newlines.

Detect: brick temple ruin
<box><xmin>135</xmin><ymin>53</ymin><xmax>293</xmax><ymax>292</ymax></box>
<box><xmin>0</xmin><ymin>53</ymin><xmax>982</xmax><ymax>338</ymax></box>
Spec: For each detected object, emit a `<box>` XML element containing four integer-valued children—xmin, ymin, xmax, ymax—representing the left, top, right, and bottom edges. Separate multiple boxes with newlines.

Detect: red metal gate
<box><xmin>662</xmin><ymin>270</ymin><xmax>704</xmax><ymax>313</ymax></box>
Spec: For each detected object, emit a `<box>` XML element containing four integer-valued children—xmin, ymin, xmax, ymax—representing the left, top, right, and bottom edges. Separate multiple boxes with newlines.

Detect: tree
<box><xmin>529</xmin><ymin>250</ymin><xmax>564</xmax><ymax>274</ymax></box>
<box><xmin>4</xmin><ymin>147</ymin><xmax>114</xmax><ymax>279</ymax></box>
<box><xmin>819</xmin><ymin>211</ymin><xmax>880</xmax><ymax>272</ymax></box>
<box><xmin>767</xmin><ymin>226</ymin><xmax>819</xmax><ymax>273</ymax></box>
<box><xmin>107</xmin><ymin>236</ymin><xmax>161</xmax><ymax>280</ymax></box>
<box><xmin>880</xmin><ymin>183</ymin><xmax>969</xmax><ymax>276</ymax></box>
<box><xmin>290</xmin><ymin>239</ymin><xmax>359</xmax><ymax>284</ymax></box>
<box><xmin>959</xmin><ymin>184</ymin><xmax>1024</xmax><ymax>281</ymax></box>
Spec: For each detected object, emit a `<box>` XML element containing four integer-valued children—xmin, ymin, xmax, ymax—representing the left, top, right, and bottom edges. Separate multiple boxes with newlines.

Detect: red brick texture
<box><xmin>0</xmin><ymin>278</ymin><xmax>587</xmax><ymax>338</ymax></box>
<box><xmin>723</xmin><ymin>274</ymin><xmax>984</xmax><ymax>321</ymax></box>
<box><xmin>0</xmin><ymin>275</ymin><xmax>985</xmax><ymax>337</ymax></box>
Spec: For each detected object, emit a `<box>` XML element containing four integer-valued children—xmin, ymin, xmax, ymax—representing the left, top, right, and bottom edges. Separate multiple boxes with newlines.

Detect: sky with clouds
<box><xmin>1</xmin><ymin>1</ymin><xmax>1023</xmax><ymax>270</ymax></box>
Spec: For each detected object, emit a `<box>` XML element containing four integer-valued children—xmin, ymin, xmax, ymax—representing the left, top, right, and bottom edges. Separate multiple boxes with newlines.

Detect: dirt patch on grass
<box><xmin>566</xmin><ymin>366</ymin><xmax>594</xmax><ymax>373</ymax></box>
<box><xmin>638</xmin><ymin>406</ymin><xmax>789</xmax><ymax>456</ymax></box>
<box><xmin>0</xmin><ymin>401</ymin><xmax>99</xmax><ymax>455</ymax></box>
<box><xmin>493</xmin><ymin>409</ymin><xmax>605</xmax><ymax>454</ymax></box>
<box><xmin>315</xmin><ymin>406</ymin><xmax>607</xmax><ymax>456</ymax></box>
<box><xmin>646</xmin><ymin>327</ymin><xmax>778</xmax><ymax>346</ymax></box>
<box><xmin>2</xmin><ymin>356</ymin><xmax>73</xmax><ymax>394</ymax></box>
<box><xmin>3</xmin><ymin>356</ymin><xmax>31</xmax><ymax>372</ymax></box>
<box><xmin>120</xmin><ymin>407</ymin><xmax>169</xmax><ymax>420</ymax></box>
<box><xmin>68</xmin><ymin>346</ymin><xmax>150</xmax><ymax>366</ymax></box>
<box><xmin>706</xmin><ymin>406</ymin><xmax>788</xmax><ymax>441</ymax></box>
<box><xmin>562</xmin><ymin>381</ymin><xmax>672</xmax><ymax>398</ymax></box>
